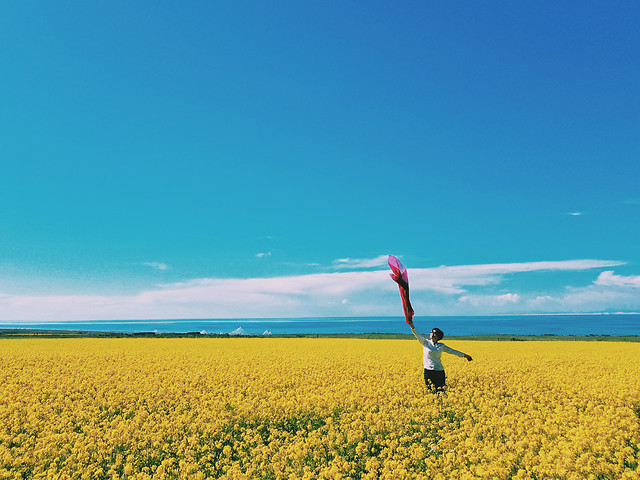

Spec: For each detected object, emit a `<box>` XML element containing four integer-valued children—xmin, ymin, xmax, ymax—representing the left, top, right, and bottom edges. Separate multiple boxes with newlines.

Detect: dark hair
<box><xmin>431</xmin><ymin>328</ymin><xmax>444</xmax><ymax>340</ymax></box>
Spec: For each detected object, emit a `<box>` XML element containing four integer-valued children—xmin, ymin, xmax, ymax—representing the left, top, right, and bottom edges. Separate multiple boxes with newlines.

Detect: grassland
<box><xmin>0</xmin><ymin>328</ymin><xmax>638</xmax><ymax>342</ymax></box>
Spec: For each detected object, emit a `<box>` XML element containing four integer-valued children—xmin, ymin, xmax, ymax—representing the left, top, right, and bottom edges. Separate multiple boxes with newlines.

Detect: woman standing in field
<box><xmin>408</xmin><ymin>320</ymin><xmax>473</xmax><ymax>393</ymax></box>
<box><xmin>388</xmin><ymin>255</ymin><xmax>472</xmax><ymax>392</ymax></box>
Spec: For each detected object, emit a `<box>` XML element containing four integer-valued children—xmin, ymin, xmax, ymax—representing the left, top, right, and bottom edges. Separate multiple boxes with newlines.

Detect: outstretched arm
<box><xmin>442</xmin><ymin>344</ymin><xmax>473</xmax><ymax>361</ymax></box>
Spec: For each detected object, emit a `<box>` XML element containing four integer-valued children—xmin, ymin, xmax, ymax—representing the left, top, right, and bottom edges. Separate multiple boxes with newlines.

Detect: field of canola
<box><xmin>1</xmin><ymin>338</ymin><xmax>639</xmax><ymax>480</ymax></box>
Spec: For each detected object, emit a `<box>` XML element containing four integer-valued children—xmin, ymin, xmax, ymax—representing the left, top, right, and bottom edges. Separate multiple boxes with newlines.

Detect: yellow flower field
<box><xmin>0</xmin><ymin>338</ymin><xmax>638</xmax><ymax>480</ymax></box>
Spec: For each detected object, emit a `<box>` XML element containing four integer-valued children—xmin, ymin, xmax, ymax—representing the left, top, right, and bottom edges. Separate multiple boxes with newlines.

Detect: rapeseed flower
<box><xmin>0</xmin><ymin>338</ymin><xmax>638</xmax><ymax>479</ymax></box>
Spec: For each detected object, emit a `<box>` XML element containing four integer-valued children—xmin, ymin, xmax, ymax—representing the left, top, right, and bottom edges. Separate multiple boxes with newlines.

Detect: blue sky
<box><xmin>1</xmin><ymin>1</ymin><xmax>639</xmax><ymax>322</ymax></box>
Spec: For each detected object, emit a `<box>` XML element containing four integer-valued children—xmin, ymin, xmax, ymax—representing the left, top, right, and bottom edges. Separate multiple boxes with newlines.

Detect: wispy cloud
<box><xmin>331</xmin><ymin>255</ymin><xmax>389</xmax><ymax>269</ymax></box>
<box><xmin>142</xmin><ymin>262</ymin><xmax>169</xmax><ymax>271</ymax></box>
<box><xmin>436</xmin><ymin>259</ymin><xmax>623</xmax><ymax>274</ymax></box>
<box><xmin>408</xmin><ymin>259</ymin><xmax>626</xmax><ymax>294</ymax></box>
<box><xmin>256</xmin><ymin>252</ymin><xmax>272</xmax><ymax>258</ymax></box>
<box><xmin>0</xmin><ymin>258</ymin><xmax>633</xmax><ymax>321</ymax></box>
<box><xmin>459</xmin><ymin>293</ymin><xmax>521</xmax><ymax>307</ymax></box>
<box><xmin>567</xmin><ymin>212</ymin><xmax>582</xmax><ymax>216</ymax></box>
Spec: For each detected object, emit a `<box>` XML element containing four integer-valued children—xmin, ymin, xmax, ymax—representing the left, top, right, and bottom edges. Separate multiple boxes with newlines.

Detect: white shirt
<box><xmin>411</xmin><ymin>326</ymin><xmax>465</xmax><ymax>371</ymax></box>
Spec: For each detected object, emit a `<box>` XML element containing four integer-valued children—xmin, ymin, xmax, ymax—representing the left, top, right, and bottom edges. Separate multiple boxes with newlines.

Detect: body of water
<box><xmin>1</xmin><ymin>314</ymin><xmax>639</xmax><ymax>336</ymax></box>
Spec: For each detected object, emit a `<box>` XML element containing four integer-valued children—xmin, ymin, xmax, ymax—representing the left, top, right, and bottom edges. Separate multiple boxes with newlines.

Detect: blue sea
<box><xmin>2</xmin><ymin>314</ymin><xmax>639</xmax><ymax>336</ymax></box>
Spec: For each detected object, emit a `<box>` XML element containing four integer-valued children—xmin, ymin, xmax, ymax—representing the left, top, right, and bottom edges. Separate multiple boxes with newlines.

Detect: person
<box><xmin>408</xmin><ymin>320</ymin><xmax>472</xmax><ymax>393</ymax></box>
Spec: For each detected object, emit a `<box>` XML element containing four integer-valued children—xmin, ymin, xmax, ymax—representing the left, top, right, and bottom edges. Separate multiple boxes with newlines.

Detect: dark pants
<box><xmin>424</xmin><ymin>369</ymin><xmax>446</xmax><ymax>393</ymax></box>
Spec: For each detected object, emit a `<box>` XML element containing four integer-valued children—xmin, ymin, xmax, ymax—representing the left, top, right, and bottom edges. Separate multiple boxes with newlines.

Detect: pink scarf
<box><xmin>388</xmin><ymin>255</ymin><xmax>414</xmax><ymax>323</ymax></box>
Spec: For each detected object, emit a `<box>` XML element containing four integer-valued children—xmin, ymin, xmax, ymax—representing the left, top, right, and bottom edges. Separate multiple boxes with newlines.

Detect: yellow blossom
<box><xmin>0</xmin><ymin>338</ymin><xmax>638</xmax><ymax>479</ymax></box>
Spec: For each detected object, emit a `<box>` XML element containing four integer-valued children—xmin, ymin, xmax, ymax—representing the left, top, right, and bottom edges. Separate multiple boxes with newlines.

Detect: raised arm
<box><xmin>408</xmin><ymin>320</ymin><xmax>427</xmax><ymax>346</ymax></box>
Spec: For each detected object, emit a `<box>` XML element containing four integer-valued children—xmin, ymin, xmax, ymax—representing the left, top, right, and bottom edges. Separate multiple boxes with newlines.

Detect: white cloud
<box><xmin>559</xmin><ymin>288</ymin><xmax>640</xmax><ymax>313</ymax></box>
<box><xmin>0</xmin><ymin>259</ymin><xmax>635</xmax><ymax>321</ymax></box>
<box><xmin>0</xmin><ymin>270</ymin><xmax>388</xmax><ymax>321</ymax></box>
<box><xmin>530</xmin><ymin>295</ymin><xmax>555</xmax><ymax>306</ymax></box>
<box><xmin>594</xmin><ymin>271</ymin><xmax>640</xmax><ymax>288</ymax></box>
<box><xmin>407</xmin><ymin>260</ymin><xmax>625</xmax><ymax>295</ymax></box>
<box><xmin>458</xmin><ymin>293</ymin><xmax>521</xmax><ymax>307</ymax></box>
<box><xmin>331</xmin><ymin>255</ymin><xmax>389</xmax><ymax>269</ymax></box>
<box><xmin>256</xmin><ymin>252</ymin><xmax>272</xmax><ymax>258</ymax></box>
<box><xmin>498</xmin><ymin>293</ymin><xmax>521</xmax><ymax>303</ymax></box>
<box><xmin>142</xmin><ymin>262</ymin><xmax>169</xmax><ymax>271</ymax></box>
<box><xmin>568</xmin><ymin>212</ymin><xmax>582</xmax><ymax>216</ymax></box>
<box><xmin>429</xmin><ymin>259</ymin><xmax>624</xmax><ymax>275</ymax></box>
<box><xmin>521</xmin><ymin>272</ymin><xmax>640</xmax><ymax>314</ymax></box>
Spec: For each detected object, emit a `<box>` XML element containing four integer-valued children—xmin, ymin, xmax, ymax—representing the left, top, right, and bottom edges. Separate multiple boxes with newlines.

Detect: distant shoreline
<box><xmin>1</xmin><ymin>328</ymin><xmax>638</xmax><ymax>342</ymax></box>
<box><xmin>3</xmin><ymin>314</ymin><xmax>638</xmax><ymax>338</ymax></box>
